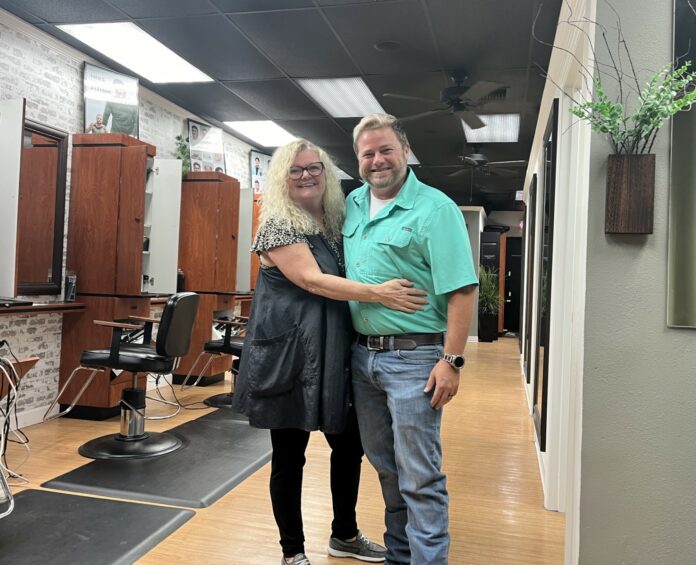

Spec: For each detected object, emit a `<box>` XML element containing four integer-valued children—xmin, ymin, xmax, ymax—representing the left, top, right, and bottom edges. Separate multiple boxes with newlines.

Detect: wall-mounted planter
<box><xmin>605</xmin><ymin>154</ymin><xmax>655</xmax><ymax>234</ymax></box>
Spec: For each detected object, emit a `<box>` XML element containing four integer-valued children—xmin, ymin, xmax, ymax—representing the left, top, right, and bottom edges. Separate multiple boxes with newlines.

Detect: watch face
<box><xmin>453</xmin><ymin>356</ymin><xmax>465</xmax><ymax>368</ymax></box>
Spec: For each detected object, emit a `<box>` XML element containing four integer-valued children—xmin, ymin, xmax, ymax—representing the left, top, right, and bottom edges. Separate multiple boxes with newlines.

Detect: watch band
<box><xmin>440</xmin><ymin>353</ymin><xmax>465</xmax><ymax>370</ymax></box>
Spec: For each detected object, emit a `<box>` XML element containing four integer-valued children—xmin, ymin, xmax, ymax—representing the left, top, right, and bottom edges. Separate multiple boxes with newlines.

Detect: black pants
<box><xmin>270</xmin><ymin>411</ymin><xmax>364</xmax><ymax>557</ymax></box>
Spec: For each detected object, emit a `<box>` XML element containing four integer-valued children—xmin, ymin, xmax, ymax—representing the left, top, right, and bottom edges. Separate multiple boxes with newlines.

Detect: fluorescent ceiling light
<box><xmin>462</xmin><ymin>114</ymin><xmax>520</xmax><ymax>143</ymax></box>
<box><xmin>297</xmin><ymin>77</ymin><xmax>386</xmax><ymax>117</ymax></box>
<box><xmin>224</xmin><ymin>121</ymin><xmax>296</xmax><ymax>147</ymax></box>
<box><xmin>57</xmin><ymin>23</ymin><xmax>212</xmax><ymax>83</ymax></box>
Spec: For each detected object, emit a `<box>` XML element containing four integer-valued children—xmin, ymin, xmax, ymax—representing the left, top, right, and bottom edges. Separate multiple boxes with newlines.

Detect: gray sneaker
<box><xmin>281</xmin><ymin>553</ymin><xmax>310</xmax><ymax>565</ymax></box>
<box><xmin>327</xmin><ymin>531</ymin><xmax>386</xmax><ymax>562</ymax></box>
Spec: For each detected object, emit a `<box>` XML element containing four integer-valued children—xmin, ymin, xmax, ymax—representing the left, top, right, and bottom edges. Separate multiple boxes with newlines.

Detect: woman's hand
<box><xmin>375</xmin><ymin>279</ymin><xmax>428</xmax><ymax>312</ymax></box>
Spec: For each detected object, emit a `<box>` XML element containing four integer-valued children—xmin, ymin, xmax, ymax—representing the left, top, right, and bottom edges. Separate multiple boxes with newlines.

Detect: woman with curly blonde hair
<box><xmin>234</xmin><ymin>139</ymin><xmax>426</xmax><ymax>565</ymax></box>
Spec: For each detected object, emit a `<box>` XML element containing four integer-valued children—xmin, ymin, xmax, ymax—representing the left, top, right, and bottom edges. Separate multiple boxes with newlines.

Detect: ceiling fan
<box><xmin>447</xmin><ymin>149</ymin><xmax>527</xmax><ymax>178</ymax></box>
<box><xmin>383</xmin><ymin>72</ymin><xmax>506</xmax><ymax>129</ymax></box>
<box><xmin>425</xmin><ymin>147</ymin><xmax>527</xmax><ymax>178</ymax></box>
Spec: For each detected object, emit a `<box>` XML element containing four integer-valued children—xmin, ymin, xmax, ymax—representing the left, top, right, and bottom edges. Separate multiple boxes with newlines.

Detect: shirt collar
<box><xmin>353</xmin><ymin>168</ymin><xmax>417</xmax><ymax>210</ymax></box>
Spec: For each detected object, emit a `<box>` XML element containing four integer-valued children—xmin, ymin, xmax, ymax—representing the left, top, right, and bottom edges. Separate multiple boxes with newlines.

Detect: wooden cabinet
<box><xmin>67</xmin><ymin>134</ymin><xmax>181</xmax><ymax>296</ymax></box>
<box><xmin>60</xmin><ymin>134</ymin><xmax>181</xmax><ymax>418</ymax></box>
<box><xmin>481</xmin><ymin>231</ymin><xmax>508</xmax><ymax>334</ymax></box>
<box><xmin>179</xmin><ymin>171</ymin><xmax>240</xmax><ymax>293</ymax></box>
<box><xmin>58</xmin><ymin>295</ymin><xmax>150</xmax><ymax>417</ymax></box>
<box><xmin>250</xmin><ymin>197</ymin><xmax>262</xmax><ymax>290</ymax></box>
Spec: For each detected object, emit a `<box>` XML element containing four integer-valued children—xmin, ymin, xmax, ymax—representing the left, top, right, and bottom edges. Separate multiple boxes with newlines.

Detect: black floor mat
<box><xmin>43</xmin><ymin>409</ymin><xmax>271</xmax><ymax>508</ymax></box>
<box><xmin>0</xmin><ymin>489</ymin><xmax>193</xmax><ymax>565</ymax></box>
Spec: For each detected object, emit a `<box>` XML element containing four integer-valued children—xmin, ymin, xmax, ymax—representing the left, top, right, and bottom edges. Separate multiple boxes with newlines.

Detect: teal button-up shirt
<box><xmin>343</xmin><ymin>169</ymin><xmax>478</xmax><ymax>335</ymax></box>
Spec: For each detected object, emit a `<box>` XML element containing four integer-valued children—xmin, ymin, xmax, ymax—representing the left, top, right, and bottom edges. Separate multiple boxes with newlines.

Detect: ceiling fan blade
<box><xmin>448</xmin><ymin>168</ymin><xmax>471</xmax><ymax>178</ymax></box>
<box><xmin>399</xmin><ymin>108</ymin><xmax>448</xmax><ymax>123</ymax></box>
<box><xmin>487</xmin><ymin>160</ymin><xmax>528</xmax><ymax>167</ymax></box>
<box><xmin>461</xmin><ymin>110</ymin><xmax>485</xmax><ymax>129</ymax></box>
<box><xmin>489</xmin><ymin>167</ymin><xmax>520</xmax><ymax>177</ymax></box>
<box><xmin>463</xmin><ymin>80</ymin><xmax>505</xmax><ymax>102</ymax></box>
<box><xmin>383</xmin><ymin>93</ymin><xmax>441</xmax><ymax>104</ymax></box>
<box><xmin>463</xmin><ymin>155</ymin><xmax>480</xmax><ymax>166</ymax></box>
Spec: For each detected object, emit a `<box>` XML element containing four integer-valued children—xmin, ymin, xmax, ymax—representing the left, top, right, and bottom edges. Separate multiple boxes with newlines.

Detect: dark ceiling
<box><xmin>0</xmin><ymin>0</ymin><xmax>561</xmax><ymax>210</ymax></box>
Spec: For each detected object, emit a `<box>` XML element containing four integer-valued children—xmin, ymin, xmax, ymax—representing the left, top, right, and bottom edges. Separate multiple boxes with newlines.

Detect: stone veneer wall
<box><xmin>0</xmin><ymin>9</ymin><xmax>254</xmax><ymax>421</ymax></box>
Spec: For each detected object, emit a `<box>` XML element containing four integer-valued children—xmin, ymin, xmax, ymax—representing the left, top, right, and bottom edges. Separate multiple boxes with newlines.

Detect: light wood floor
<box><xmin>6</xmin><ymin>337</ymin><xmax>564</xmax><ymax>564</ymax></box>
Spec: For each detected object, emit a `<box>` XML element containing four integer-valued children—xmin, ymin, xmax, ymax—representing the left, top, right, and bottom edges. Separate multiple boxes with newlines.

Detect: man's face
<box><xmin>95</xmin><ymin>114</ymin><xmax>103</xmax><ymax>125</ymax></box>
<box><xmin>191</xmin><ymin>127</ymin><xmax>199</xmax><ymax>140</ymax></box>
<box><xmin>356</xmin><ymin>127</ymin><xmax>409</xmax><ymax>194</ymax></box>
<box><xmin>255</xmin><ymin>158</ymin><xmax>260</xmax><ymax>167</ymax></box>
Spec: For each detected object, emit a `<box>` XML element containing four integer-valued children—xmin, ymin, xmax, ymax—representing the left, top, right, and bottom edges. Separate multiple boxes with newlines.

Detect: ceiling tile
<box><xmin>137</xmin><ymin>15</ymin><xmax>282</xmax><ymax>81</ymax></box>
<box><xmin>426</xmin><ymin>0</ymin><xmax>544</xmax><ymax>72</ymax></box>
<box><xmin>0</xmin><ymin>0</ymin><xmax>45</xmax><ymax>23</ymax></box>
<box><xmin>211</xmin><ymin>0</ymin><xmax>314</xmax><ymax>12</ymax></box>
<box><xmin>164</xmin><ymin>82</ymin><xmax>266</xmax><ymax>122</ymax></box>
<box><xmin>109</xmin><ymin>0</ymin><xmax>218</xmax><ymax>18</ymax></box>
<box><xmin>324</xmin><ymin>1</ymin><xmax>440</xmax><ymax>74</ymax></box>
<box><xmin>222</xmin><ymin>79</ymin><xmax>324</xmax><ymax>120</ymax></box>
<box><xmin>4</xmin><ymin>0</ymin><xmax>125</xmax><ymax>23</ymax></box>
<box><xmin>231</xmin><ymin>9</ymin><xmax>358</xmax><ymax>77</ymax></box>
<box><xmin>276</xmin><ymin>118</ymin><xmax>351</xmax><ymax>148</ymax></box>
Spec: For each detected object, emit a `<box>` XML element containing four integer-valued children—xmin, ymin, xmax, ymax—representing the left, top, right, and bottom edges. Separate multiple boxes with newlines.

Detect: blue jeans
<box><xmin>351</xmin><ymin>342</ymin><xmax>449</xmax><ymax>565</ymax></box>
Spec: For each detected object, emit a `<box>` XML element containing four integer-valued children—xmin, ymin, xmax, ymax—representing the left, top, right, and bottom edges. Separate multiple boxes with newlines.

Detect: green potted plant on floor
<box><xmin>478</xmin><ymin>265</ymin><xmax>499</xmax><ymax>343</ymax></box>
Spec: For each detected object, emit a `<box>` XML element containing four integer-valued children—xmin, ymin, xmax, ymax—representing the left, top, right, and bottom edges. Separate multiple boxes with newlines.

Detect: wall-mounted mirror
<box><xmin>533</xmin><ymin>98</ymin><xmax>558</xmax><ymax>453</ymax></box>
<box><xmin>0</xmin><ymin>98</ymin><xmax>67</xmax><ymax>297</ymax></box>
<box><xmin>669</xmin><ymin>0</ymin><xmax>696</xmax><ymax>327</ymax></box>
<box><xmin>17</xmin><ymin>120</ymin><xmax>68</xmax><ymax>295</ymax></box>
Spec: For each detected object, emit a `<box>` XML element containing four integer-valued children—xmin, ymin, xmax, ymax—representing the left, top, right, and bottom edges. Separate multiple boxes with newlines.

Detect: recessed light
<box><xmin>57</xmin><ymin>23</ymin><xmax>213</xmax><ymax>83</ymax></box>
<box><xmin>224</xmin><ymin>121</ymin><xmax>296</xmax><ymax>147</ymax></box>
<box><xmin>297</xmin><ymin>77</ymin><xmax>386</xmax><ymax>118</ymax></box>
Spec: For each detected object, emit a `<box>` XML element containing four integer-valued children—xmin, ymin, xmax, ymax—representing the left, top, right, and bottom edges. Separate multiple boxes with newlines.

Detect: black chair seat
<box><xmin>80</xmin><ymin>346</ymin><xmax>175</xmax><ymax>374</ymax></box>
<box><xmin>204</xmin><ymin>336</ymin><xmax>244</xmax><ymax>355</ymax></box>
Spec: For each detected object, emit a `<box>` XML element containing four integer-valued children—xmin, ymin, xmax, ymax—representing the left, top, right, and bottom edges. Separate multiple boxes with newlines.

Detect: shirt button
<box><xmin>356</xmin><ymin>262</ymin><xmax>360</xmax><ymax>266</ymax></box>
<box><xmin>363</xmin><ymin>317</ymin><xmax>368</xmax><ymax>322</ymax></box>
<box><xmin>362</xmin><ymin>235</ymin><xmax>367</xmax><ymax>240</ymax></box>
<box><xmin>385</xmin><ymin>236</ymin><xmax>391</xmax><ymax>241</ymax></box>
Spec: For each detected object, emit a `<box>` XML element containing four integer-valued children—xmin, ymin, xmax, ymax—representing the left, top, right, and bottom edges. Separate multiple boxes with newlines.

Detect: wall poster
<box><xmin>83</xmin><ymin>63</ymin><xmax>139</xmax><ymax>137</ymax></box>
<box><xmin>188</xmin><ymin>119</ymin><xmax>225</xmax><ymax>174</ymax></box>
<box><xmin>250</xmin><ymin>149</ymin><xmax>272</xmax><ymax>195</ymax></box>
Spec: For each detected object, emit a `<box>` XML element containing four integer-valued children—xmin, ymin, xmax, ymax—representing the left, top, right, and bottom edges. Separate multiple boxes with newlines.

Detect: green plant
<box><xmin>175</xmin><ymin>133</ymin><xmax>191</xmax><ymax>175</ymax></box>
<box><xmin>478</xmin><ymin>265</ymin><xmax>499</xmax><ymax>316</ymax></box>
<box><xmin>534</xmin><ymin>2</ymin><xmax>696</xmax><ymax>155</ymax></box>
<box><xmin>571</xmin><ymin>62</ymin><xmax>696</xmax><ymax>154</ymax></box>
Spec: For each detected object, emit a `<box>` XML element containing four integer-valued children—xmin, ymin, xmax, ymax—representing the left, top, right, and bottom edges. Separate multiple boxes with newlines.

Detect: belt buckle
<box><xmin>367</xmin><ymin>335</ymin><xmax>385</xmax><ymax>351</ymax></box>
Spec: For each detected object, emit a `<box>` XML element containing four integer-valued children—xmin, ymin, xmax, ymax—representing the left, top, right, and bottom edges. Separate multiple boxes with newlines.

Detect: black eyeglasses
<box><xmin>289</xmin><ymin>161</ymin><xmax>325</xmax><ymax>180</ymax></box>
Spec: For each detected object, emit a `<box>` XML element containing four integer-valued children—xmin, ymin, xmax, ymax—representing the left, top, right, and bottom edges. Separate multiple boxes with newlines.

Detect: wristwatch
<box><xmin>440</xmin><ymin>353</ymin><xmax>465</xmax><ymax>371</ymax></box>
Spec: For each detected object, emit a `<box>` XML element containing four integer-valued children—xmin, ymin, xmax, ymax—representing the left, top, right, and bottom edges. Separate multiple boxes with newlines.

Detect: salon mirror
<box><xmin>16</xmin><ymin>119</ymin><xmax>68</xmax><ymax>295</ymax></box>
<box><xmin>668</xmin><ymin>0</ymin><xmax>696</xmax><ymax>327</ymax></box>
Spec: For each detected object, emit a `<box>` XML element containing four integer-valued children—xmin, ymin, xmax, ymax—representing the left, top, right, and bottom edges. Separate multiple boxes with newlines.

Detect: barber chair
<box><xmin>44</xmin><ymin>292</ymin><xmax>200</xmax><ymax>460</ymax></box>
<box><xmin>180</xmin><ymin>316</ymin><xmax>247</xmax><ymax>408</ymax></box>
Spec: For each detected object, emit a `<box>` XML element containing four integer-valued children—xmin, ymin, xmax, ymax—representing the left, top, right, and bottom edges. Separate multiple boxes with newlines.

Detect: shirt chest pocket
<box><xmin>370</xmin><ymin>229</ymin><xmax>414</xmax><ymax>276</ymax></box>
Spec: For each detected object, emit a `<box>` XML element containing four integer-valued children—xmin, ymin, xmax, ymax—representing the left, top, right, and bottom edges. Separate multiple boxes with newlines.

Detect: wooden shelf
<box><xmin>0</xmin><ymin>302</ymin><xmax>84</xmax><ymax>316</ymax></box>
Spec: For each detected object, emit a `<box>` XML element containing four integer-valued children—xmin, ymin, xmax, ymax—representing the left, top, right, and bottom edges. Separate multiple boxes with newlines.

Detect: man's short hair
<box><xmin>352</xmin><ymin>113</ymin><xmax>409</xmax><ymax>154</ymax></box>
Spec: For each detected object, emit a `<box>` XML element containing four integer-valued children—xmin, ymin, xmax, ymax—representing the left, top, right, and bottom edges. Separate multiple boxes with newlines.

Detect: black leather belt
<box><xmin>357</xmin><ymin>333</ymin><xmax>444</xmax><ymax>351</ymax></box>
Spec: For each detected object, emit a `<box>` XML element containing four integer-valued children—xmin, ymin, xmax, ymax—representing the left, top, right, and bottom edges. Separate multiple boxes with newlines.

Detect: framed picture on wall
<box><xmin>188</xmin><ymin>119</ymin><xmax>225</xmax><ymax>174</ymax></box>
<box><xmin>83</xmin><ymin>63</ymin><xmax>139</xmax><ymax>137</ymax></box>
<box><xmin>250</xmin><ymin>150</ymin><xmax>272</xmax><ymax>195</ymax></box>
<box><xmin>533</xmin><ymin>97</ymin><xmax>559</xmax><ymax>452</ymax></box>
<box><xmin>523</xmin><ymin>173</ymin><xmax>537</xmax><ymax>385</ymax></box>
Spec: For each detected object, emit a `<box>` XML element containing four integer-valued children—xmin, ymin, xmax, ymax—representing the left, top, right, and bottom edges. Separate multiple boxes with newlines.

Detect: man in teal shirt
<box><xmin>344</xmin><ymin>114</ymin><xmax>478</xmax><ymax>564</ymax></box>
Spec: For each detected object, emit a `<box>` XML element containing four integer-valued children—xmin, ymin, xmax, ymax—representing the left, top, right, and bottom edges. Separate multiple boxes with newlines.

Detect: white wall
<box><xmin>461</xmin><ymin>206</ymin><xmax>486</xmax><ymax>340</ymax></box>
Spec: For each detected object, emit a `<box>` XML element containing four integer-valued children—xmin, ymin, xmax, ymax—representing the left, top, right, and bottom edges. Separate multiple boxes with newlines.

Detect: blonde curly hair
<box><xmin>259</xmin><ymin>139</ymin><xmax>345</xmax><ymax>239</ymax></box>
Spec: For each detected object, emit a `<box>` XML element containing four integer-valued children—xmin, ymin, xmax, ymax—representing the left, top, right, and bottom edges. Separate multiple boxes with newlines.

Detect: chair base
<box><xmin>204</xmin><ymin>392</ymin><xmax>234</xmax><ymax>408</ymax></box>
<box><xmin>78</xmin><ymin>431</ymin><xmax>183</xmax><ymax>460</ymax></box>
